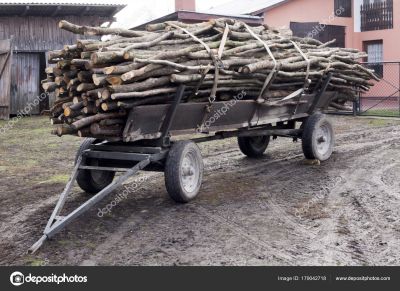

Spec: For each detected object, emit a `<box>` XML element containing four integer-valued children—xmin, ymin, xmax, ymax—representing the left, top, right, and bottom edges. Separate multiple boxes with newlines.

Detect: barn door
<box><xmin>10</xmin><ymin>53</ymin><xmax>41</xmax><ymax>115</ymax></box>
<box><xmin>319</xmin><ymin>25</ymin><xmax>345</xmax><ymax>48</ymax></box>
<box><xmin>290</xmin><ymin>22</ymin><xmax>345</xmax><ymax>48</ymax></box>
<box><xmin>290</xmin><ymin>22</ymin><xmax>319</xmax><ymax>38</ymax></box>
<box><xmin>0</xmin><ymin>38</ymin><xmax>12</xmax><ymax>120</ymax></box>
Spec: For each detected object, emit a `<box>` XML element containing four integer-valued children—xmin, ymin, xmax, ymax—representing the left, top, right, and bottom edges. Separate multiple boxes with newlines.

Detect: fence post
<box><xmin>353</xmin><ymin>101</ymin><xmax>357</xmax><ymax>116</ymax></box>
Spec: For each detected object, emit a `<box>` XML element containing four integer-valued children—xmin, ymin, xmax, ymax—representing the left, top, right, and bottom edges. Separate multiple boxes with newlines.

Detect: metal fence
<box><xmin>356</xmin><ymin>62</ymin><xmax>400</xmax><ymax>117</ymax></box>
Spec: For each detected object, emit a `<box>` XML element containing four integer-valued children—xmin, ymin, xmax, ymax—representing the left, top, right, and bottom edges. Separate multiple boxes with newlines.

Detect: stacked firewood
<box><xmin>43</xmin><ymin>18</ymin><xmax>378</xmax><ymax>139</ymax></box>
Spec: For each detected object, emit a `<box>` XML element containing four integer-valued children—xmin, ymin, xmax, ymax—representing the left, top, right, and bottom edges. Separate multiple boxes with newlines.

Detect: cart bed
<box><xmin>123</xmin><ymin>91</ymin><xmax>336</xmax><ymax>142</ymax></box>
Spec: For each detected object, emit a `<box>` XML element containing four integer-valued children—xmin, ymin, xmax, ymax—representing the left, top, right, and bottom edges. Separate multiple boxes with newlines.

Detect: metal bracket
<box><xmin>157</xmin><ymin>85</ymin><xmax>185</xmax><ymax>147</ymax></box>
<box><xmin>308</xmin><ymin>72</ymin><xmax>333</xmax><ymax>114</ymax></box>
<box><xmin>28</xmin><ymin>156</ymin><xmax>152</xmax><ymax>253</ymax></box>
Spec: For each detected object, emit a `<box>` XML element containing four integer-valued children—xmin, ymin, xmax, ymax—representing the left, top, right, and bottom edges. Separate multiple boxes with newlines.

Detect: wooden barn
<box><xmin>0</xmin><ymin>2</ymin><xmax>125</xmax><ymax>120</ymax></box>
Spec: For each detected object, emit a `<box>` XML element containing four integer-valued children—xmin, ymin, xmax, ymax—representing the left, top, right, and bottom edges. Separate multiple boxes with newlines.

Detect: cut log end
<box><xmin>103</xmin><ymin>66</ymin><xmax>115</xmax><ymax>75</ymax></box>
<box><xmin>106</xmin><ymin>76</ymin><xmax>123</xmax><ymax>86</ymax></box>
<box><xmin>101</xmin><ymin>90</ymin><xmax>111</xmax><ymax>100</ymax></box>
<box><xmin>64</xmin><ymin>107</ymin><xmax>72</xmax><ymax>117</ymax></box>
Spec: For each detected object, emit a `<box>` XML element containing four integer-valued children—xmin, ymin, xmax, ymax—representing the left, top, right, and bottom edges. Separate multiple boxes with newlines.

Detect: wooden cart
<box><xmin>29</xmin><ymin>77</ymin><xmax>337</xmax><ymax>253</ymax></box>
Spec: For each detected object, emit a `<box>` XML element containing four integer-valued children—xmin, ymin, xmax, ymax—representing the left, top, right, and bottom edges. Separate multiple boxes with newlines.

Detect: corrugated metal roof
<box><xmin>204</xmin><ymin>0</ymin><xmax>290</xmax><ymax>15</ymax></box>
<box><xmin>0</xmin><ymin>2</ymin><xmax>126</xmax><ymax>17</ymax></box>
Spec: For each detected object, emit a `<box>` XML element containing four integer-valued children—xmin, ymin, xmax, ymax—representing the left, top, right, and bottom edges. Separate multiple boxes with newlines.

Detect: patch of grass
<box><xmin>26</xmin><ymin>258</ymin><xmax>47</xmax><ymax>266</ymax></box>
<box><xmin>361</xmin><ymin>109</ymin><xmax>400</xmax><ymax>117</ymax></box>
<box><xmin>367</xmin><ymin>119</ymin><xmax>391</xmax><ymax>127</ymax></box>
<box><xmin>85</xmin><ymin>241</ymin><xmax>98</xmax><ymax>249</ymax></box>
<box><xmin>39</xmin><ymin>174</ymin><xmax>70</xmax><ymax>184</ymax></box>
<box><xmin>24</xmin><ymin>159</ymin><xmax>39</xmax><ymax>166</ymax></box>
<box><xmin>46</xmin><ymin>143</ymin><xmax>59</xmax><ymax>149</ymax></box>
<box><xmin>30</xmin><ymin>127</ymin><xmax>51</xmax><ymax>135</ymax></box>
<box><xmin>57</xmin><ymin>240</ymin><xmax>71</xmax><ymax>247</ymax></box>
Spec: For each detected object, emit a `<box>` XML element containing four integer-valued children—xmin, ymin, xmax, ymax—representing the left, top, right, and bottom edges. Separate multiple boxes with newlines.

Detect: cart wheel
<box><xmin>75</xmin><ymin>138</ymin><xmax>115</xmax><ymax>194</ymax></box>
<box><xmin>301</xmin><ymin>114</ymin><xmax>335</xmax><ymax>161</ymax></box>
<box><xmin>237</xmin><ymin>135</ymin><xmax>270</xmax><ymax>158</ymax></box>
<box><xmin>164</xmin><ymin>141</ymin><xmax>203</xmax><ymax>203</ymax></box>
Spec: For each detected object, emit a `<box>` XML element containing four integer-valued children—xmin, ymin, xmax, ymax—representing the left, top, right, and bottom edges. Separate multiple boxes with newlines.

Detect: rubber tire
<box><xmin>237</xmin><ymin>135</ymin><xmax>270</xmax><ymax>158</ymax></box>
<box><xmin>301</xmin><ymin>113</ymin><xmax>335</xmax><ymax>161</ymax></box>
<box><xmin>75</xmin><ymin>138</ymin><xmax>115</xmax><ymax>194</ymax></box>
<box><xmin>164</xmin><ymin>141</ymin><xmax>203</xmax><ymax>203</ymax></box>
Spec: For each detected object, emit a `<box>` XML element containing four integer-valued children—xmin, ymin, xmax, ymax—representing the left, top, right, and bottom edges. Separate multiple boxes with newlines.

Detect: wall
<box><xmin>0</xmin><ymin>39</ymin><xmax>12</xmax><ymax>120</ymax></box>
<box><xmin>175</xmin><ymin>0</ymin><xmax>195</xmax><ymax>11</ymax></box>
<box><xmin>264</xmin><ymin>0</ymin><xmax>355</xmax><ymax>48</ymax></box>
<box><xmin>354</xmin><ymin>1</ymin><xmax>400</xmax><ymax>100</ymax></box>
<box><xmin>0</xmin><ymin>16</ymin><xmax>109</xmax><ymax>52</ymax></box>
<box><xmin>353</xmin><ymin>1</ymin><xmax>400</xmax><ymax>61</ymax></box>
<box><xmin>263</xmin><ymin>0</ymin><xmax>399</xmax><ymax>101</ymax></box>
<box><xmin>264</xmin><ymin>0</ymin><xmax>400</xmax><ymax>62</ymax></box>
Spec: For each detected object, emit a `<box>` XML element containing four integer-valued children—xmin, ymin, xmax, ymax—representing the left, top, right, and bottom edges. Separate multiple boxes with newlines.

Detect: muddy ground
<box><xmin>0</xmin><ymin>115</ymin><xmax>399</xmax><ymax>266</ymax></box>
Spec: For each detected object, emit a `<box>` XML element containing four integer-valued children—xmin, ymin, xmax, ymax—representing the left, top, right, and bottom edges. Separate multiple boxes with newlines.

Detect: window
<box><xmin>335</xmin><ymin>0</ymin><xmax>352</xmax><ymax>17</ymax></box>
<box><xmin>363</xmin><ymin>0</ymin><xmax>384</xmax><ymax>4</ymax></box>
<box><xmin>361</xmin><ymin>0</ymin><xmax>393</xmax><ymax>31</ymax></box>
<box><xmin>364</xmin><ymin>40</ymin><xmax>383</xmax><ymax>77</ymax></box>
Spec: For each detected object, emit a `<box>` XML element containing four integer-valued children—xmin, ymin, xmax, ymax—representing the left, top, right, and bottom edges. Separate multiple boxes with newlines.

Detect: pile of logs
<box><xmin>44</xmin><ymin>18</ymin><xmax>378</xmax><ymax>139</ymax></box>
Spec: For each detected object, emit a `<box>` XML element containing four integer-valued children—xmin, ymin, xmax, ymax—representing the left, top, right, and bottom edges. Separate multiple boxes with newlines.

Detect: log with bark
<box><xmin>42</xmin><ymin>18</ymin><xmax>379</xmax><ymax>140</ymax></box>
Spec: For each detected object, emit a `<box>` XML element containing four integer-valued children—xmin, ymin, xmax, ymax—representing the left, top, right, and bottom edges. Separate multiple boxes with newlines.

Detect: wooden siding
<box><xmin>10</xmin><ymin>53</ymin><xmax>41</xmax><ymax>115</ymax></box>
<box><xmin>0</xmin><ymin>38</ymin><xmax>12</xmax><ymax>120</ymax></box>
<box><xmin>0</xmin><ymin>15</ymin><xmax>110</xmax><ymax>116</ymax></box>
<box><xmin>0</xmin><ymin>16</ymin><xmax>109</xmax><ymax>51</ymax></box>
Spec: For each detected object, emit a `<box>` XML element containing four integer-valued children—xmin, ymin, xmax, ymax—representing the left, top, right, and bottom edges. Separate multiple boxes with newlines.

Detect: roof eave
<box><xmin>250</xmin><ymin>0</ymin><xmax>292</xmax><ymax>15</ymax></box>
<box><xmin>0</xmin><ymin>4</ymin><xmax>126</xmax><ymax>17</ymax></box>
<box><xmin>133</xmin><ymin>10</ymin><xmax>263</xmax><ymax>30</ymax></box>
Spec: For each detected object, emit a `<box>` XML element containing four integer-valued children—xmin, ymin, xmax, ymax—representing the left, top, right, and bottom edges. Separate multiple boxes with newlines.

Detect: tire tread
<box><xmin>301</xmin><ymin>113</ymin><xmax>334</xmax><ymax>161</ymax></box>
<box><xmin>237</xmin><ymin>136</ymin><xmax>270</xmax><ymax>158</ymax></box>
<box><xmin>164</xmin><ymin>141</ymin><xmax>203</xmax><ymax>203</ymax></box>
<box><xmin>75</xmin><ymin>138</ymin><xmax>115</xmax><ymax>194</ymax></box>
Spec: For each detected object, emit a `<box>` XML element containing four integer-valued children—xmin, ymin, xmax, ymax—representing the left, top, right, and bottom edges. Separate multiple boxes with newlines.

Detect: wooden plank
<box><xmin>0</xmin><ymin>38</ymin><xmax>12</xmax><ymax>120</ymax></box>
<box><xmin>10</xmin><ymin>53</ymin><xmax>41</xmax><ymax>115</ymax></box>
<box><xmin>0</xmin><ymin>16</ymin><xmax>108</xmax><ymax>51</ymax></box>
<box><xmin>123</xmin><ymin>97</ymin><xmax>318</xmax><ymax>142</ymax></box>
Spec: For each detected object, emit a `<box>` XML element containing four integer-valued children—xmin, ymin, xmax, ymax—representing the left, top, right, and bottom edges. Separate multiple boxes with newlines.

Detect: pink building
<box><xmin>255</xmin><ymin>0</ymin><xmax>398</xmax><ymax>100</ymax></box>
<box><xmin>208</xmin><ymin>0</ymin><xmax>398</xmax><ymax>62</ymax></box>
<box><xmin>208</xmin><ymin>0</ymin><xmax>400</xmax><ymax>62</ymax></box>
<box><xmin>263</xmin><ymin>0</ymin><xmax>398</xmax><ymax>63</ymax></box>
<box><xmin>207</xmin><ymin>0</ymin><xmax>400</xmax><ymax>112</ymax></box>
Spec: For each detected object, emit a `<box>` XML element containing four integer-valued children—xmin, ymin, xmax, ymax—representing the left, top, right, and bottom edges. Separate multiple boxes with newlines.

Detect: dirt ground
<box><xmin>0</xmin><ymin>115</ymin><xmax>399</xmax><ymax>266</ymax></box>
